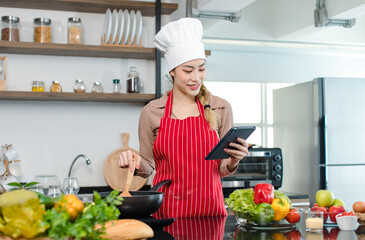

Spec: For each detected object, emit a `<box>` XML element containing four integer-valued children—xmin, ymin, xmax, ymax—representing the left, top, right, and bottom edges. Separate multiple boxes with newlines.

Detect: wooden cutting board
<box><xmin>104</xmin><ymin>133</ymin><xmax>147</xmax><ymax>191</ymax></box>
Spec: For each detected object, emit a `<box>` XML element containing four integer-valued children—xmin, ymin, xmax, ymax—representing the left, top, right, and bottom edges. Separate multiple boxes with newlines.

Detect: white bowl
<box><xmin>336</xmin><ymin>215</ymin><xmax>359</xmax><ymax>231</ymax></box>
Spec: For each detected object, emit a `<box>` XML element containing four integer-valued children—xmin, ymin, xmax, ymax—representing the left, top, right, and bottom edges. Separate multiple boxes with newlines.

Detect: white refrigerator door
<box><xmin>323</xmin><ymin>78</ymin><xmax>365</xmax><ymax>207</ymax></box>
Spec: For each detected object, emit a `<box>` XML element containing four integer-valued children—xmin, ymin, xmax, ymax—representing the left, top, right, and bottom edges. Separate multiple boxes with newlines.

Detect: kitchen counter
<box><xmin>147</xmin><ymin>214</ymin><xmax>364</xmax><ymax>240</ymax></box>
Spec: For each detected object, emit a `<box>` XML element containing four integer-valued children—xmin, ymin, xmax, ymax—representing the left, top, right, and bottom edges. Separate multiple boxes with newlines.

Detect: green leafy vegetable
<box><xmin>225</xmin><ymin>188</ymin><xmax>257</xmax><ymax>214</ymax></box>
<box><xmin>0</xmin><ymin>198</ymin><xmax>49</xmax><ymax>238</ymax></box>
<box><xmin>44</xmin><ymin>190</ymin><xmax>123</xmax><ymax>240</ymax></box>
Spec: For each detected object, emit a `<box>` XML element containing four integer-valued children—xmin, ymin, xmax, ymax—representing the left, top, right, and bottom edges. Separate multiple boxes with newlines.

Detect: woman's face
<box><xmin>170</xmin><ymin>59</ymin><xmax>206</xmax><ymax>98</ymax></box>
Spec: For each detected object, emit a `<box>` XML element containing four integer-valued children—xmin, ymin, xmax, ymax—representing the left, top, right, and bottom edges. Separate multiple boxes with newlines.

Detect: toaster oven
<box><xmin>222</xmin><ymin>148</ymin><xmax>283</xmax><ymax>197</ymax></box>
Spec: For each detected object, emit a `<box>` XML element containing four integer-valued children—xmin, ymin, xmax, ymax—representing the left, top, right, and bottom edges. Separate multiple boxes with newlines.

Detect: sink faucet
<box><xmin>68</xmin><ymin>154</ymin><xmax>91</xmax><ymax>177</ymax></box>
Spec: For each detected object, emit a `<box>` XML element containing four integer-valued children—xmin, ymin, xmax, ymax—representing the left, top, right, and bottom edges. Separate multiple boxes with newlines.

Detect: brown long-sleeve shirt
<box><xmin>136</xmin><ymin>91</ymin><xmax>238</xmax><ymax>178</ymax></box>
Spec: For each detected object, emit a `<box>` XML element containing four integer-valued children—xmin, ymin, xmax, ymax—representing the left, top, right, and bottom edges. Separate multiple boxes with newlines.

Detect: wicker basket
<box><xmin>355</xmin><ymin>212</ymin><xmax>365</xmax><ymax>224</ymax></box>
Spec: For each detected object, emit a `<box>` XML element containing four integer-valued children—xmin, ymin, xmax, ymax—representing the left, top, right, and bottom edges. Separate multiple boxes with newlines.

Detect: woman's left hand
<box><xmin>224</xmin><ymin>138</ymin><xmax>249</xmax><ymax>172</ymax></box>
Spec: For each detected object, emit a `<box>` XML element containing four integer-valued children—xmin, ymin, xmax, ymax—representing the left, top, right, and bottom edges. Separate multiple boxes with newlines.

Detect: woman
<box><xmin>118</xmin><ymin>18</ymin><xmax>249</xmax><ymax>218</ymax></box>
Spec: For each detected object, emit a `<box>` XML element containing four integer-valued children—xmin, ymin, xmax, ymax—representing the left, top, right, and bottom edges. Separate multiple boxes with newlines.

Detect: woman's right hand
<box><xmin>117</xmin><ymin>150</ymin><xmax>141</xmax><ymax>172</ymax></box>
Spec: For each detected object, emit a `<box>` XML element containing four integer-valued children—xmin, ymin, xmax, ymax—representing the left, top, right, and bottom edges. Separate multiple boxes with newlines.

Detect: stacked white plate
<box><xmin>102</xmin><ymin>8</ymin><xmax>143</xmax><ymax>45</ymax></box>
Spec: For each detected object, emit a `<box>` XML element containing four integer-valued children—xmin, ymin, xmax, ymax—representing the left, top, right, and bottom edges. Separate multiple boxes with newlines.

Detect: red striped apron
<box><xmin>152</xmin><ymin>90</ymin><xmax>226</xmax><ymax>218</ymax></box>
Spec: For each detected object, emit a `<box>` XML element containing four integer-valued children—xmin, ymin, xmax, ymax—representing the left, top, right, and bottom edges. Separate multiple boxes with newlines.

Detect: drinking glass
<box><xmin>48</xmin><ymin>185</ymin><xmax>63</xmax><ymax>197</ymax></box>
<box><xmin>305</xmin><ymin>210</ymin><xmax>324</xmax><ymax>232</ymax></box>
<box><xmin>62</xmin><ymin>177</ymin><xmax>80</xmax><ymax>195</ymax></box>
<box><xmin>33</xmin><ymin>175</ymin><xmax>60</xmax><ymax>195</ymax></box>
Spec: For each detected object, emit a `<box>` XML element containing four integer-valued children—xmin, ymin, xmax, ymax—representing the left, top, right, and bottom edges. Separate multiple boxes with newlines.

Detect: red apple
<box><xmin>311</xmin><ymin>205</ymin><xmax>328</xmax><ymax>223</ymax></box>
<box><xmin>328</xmin><ymin>205</ymin><xmax>345</xmax><ymax>223</ymax></box>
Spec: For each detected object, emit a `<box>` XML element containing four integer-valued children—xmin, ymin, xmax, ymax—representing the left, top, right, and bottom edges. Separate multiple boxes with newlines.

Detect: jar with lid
<box><xmin>112</xmin><ymin>79</ymin><xmax>121</xmax><ymax>93</ymax></box>
<box><xmin>73</xmin><ymin>79</ymin><xmax>86</xmax><ymax>93</ymax></box>
<box><xmin>34</xmin><ymin>18</ymin><xmax>51</xmax><ymax>43</ymax></box>
<box><xmin>32</xmin><ymin>81</ymin><xmax>45</xmax><ymax>92</ymax></box>
<box><xmin>91</xmin><ymin>82</ymin><xmax>104</xmax><ymax>93</ymax></box>
<box><xmin>1</xmin><ymin>16</ymin><xmax>20</xmax><ymax>42</ymax></box>
<box><xmin>68</xmin><ymin>17</ymin><xmax>82</xmax><ymax>44</ymax></box>
<box><xmin>127</xmin><ymin>66</ymin><xmax>141</xmax><ymax>93</ymax></box>
<box><xmin>50</xmin><ymin>80</ymin><xmax>62</xmax><ymax>93</ymax></box>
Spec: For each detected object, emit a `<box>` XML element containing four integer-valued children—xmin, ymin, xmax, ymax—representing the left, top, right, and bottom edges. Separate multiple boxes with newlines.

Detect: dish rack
<box><xmin>101</xmin><ymin>34</ymin><xmax>143</xmax><ymax>47</ymax></box>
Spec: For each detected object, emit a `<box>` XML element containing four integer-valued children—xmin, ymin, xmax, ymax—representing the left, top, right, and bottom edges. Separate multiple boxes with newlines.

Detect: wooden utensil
<box><xmin>119</xmin><ymin>158</ymin><xmax>135</xmax><ymax>197</ymax></box>
<box><xmin>104</xmin><ymin>133</ymin><xmax>147</xmax><ymax>191</ymax></box>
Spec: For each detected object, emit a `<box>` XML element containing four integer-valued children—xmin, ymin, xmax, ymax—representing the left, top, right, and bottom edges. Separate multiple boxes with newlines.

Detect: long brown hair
<box><xmin>197</xmin><ymin>84</ymin><xmax>217</xmax><ymax>130</ymax></box>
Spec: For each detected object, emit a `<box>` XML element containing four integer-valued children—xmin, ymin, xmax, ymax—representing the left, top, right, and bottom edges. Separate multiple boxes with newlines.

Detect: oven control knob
<box><xmin>274</xmin><ymin>174</ymin><xmax>282</xmax><ymax>181</ymax></box>
<box><xmin>274</xmin><ymin>155</ymin><xmax>282</xmax><ymax>161</ymax></box>
<box><xmin>274</xmin><ymin>165</ymin><xmax>282</xmax><ymax>172</ymax></box>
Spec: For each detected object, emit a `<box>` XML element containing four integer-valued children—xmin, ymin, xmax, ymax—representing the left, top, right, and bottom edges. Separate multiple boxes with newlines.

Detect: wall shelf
<box><xmin>0</xmin><ymin>0</ymin><xmax>178</xmax><ymax>16</ymax></box>
<box><xmin>0</xmin><ymin>41</ymin><xmax>156</xmax><ymax>59</ymax></box>
<box><xmin>0</xmin><ymin>91</ymin><xmax>155</xmax><ymax>103</ymax></box>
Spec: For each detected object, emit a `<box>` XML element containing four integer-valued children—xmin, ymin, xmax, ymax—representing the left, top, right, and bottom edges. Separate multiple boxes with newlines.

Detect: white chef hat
<box><xmin>153</xmin><ymin>18</ymin><xmax>206</xmax><ymax>72</ymax></box>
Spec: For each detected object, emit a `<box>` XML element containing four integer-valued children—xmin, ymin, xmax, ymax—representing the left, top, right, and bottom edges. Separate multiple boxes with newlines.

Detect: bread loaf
<box><xmin>98</xmin><ymin>219</ymin><xmax>154</xmax><ymax>240</ymax></box>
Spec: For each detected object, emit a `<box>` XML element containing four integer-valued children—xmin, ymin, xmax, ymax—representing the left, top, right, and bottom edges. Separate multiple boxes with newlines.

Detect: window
<box><xmin>205</xmin><ymin>82</ymin><xmax>293</xmax><ymax>147</ymax></box>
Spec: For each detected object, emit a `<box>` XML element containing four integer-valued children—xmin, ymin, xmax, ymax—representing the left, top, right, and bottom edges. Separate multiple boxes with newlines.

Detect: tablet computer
<box><xmin>205</xmin><ymin>126</ymin><xmax>256</xmax><ymax>160</ymax></box>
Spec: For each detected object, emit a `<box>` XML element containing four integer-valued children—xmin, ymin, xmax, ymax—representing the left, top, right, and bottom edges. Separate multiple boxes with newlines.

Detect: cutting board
<box><xmin>104</xmin><ymin>133</ymin><xmax>147</xmax><ymax>191</ymax></box>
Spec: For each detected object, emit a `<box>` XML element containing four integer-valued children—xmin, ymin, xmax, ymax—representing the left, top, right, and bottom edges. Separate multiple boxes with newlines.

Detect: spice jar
<box><xmin>73</xmin><ymin>79</ymin><xmax>86</xmax><ymax>93</ymax></box>
<box><xmin>91</xmin><ymin>82</ymin><xmax>104</xmax><ymax>93</ymax></box>
<box><xmin>1</xmin><ymin>16</ymin><xmax>20</xmax><ymax>42</ymax></box>
<box><xmin>32</xmin><ymin>81</ymin><xmax>45</xmax><ymax>92</ymax></box>
<box><xmin>34</xmin><ymin>18</ymin><xmax>51</xmax><ymax>43</ymax></box>
<box><xmin>50</xmin><ymin>80</ymin><xmax>62</xmax><ymax>93</ymax></box>
<box><xmin>68</xmin><ymin>17</ymin><xmax>82</xmax><ymax>44</ymax></box>
<box><xmin>127</xmin><ymin>66</ymin><xmax>141</xmax><ymax>93</ymax></box>
<box><xmin>113</xmin><ymin>79</ymin><xmax>121</xmax><ymax>93</ymax></box>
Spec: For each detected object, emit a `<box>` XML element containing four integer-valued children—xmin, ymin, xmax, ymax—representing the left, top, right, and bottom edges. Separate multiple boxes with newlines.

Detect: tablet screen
<box><xmin>205</xmin><ymin>126</ymin><xmax>256</xmax><ymax>160</ymax></box>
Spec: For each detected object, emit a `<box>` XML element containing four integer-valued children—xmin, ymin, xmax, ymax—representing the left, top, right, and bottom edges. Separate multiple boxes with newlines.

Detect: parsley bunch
<box><xmin>44</xmin><ymin>190</ymin><xmax>123</xmax><ymax>240</ymax></box>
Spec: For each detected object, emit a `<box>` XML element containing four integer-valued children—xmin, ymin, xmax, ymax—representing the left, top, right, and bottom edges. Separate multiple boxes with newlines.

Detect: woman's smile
<box><xmin>188</xmin><ymin>83</ymin><xmax>201</xmax><ymax>90</ymax></box>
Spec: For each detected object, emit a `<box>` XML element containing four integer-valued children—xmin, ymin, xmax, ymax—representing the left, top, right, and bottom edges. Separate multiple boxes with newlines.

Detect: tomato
<box><xmin>285</xmin><ymin>208</ymin><xmax>301</xmax><ymax>223</ymax></box>
<box><xmin>285</xmin><ymin>229</ymin><xmax>302</xmax><ymax>240</ymax></box>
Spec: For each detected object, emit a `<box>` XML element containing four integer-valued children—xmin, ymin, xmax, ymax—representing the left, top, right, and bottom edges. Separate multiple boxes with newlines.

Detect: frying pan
<box><xmin>100</xmin><ymin>179</ymin><xmax>171</xmax><ymax>218</ymax></box>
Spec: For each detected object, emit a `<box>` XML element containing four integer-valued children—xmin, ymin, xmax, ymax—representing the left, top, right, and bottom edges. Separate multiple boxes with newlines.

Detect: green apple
<box><xmin>316</xmin><ymin>190</ymin><xmax>335</xmax><ymax>207</ymax></box>
<box><xmin>332</xmin><ymin>198</ymin><xmax>346</xmax><ymax>208</ymax></box>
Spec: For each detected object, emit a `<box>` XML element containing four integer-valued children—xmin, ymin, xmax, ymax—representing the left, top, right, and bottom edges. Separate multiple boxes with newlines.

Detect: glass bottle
<box><xmin>112</xmin><ymin>79</ymin><xmax>121</xmax><ymax>93</ymax></box>
<box><xmin>1</xmin><ymin>16</ymin><xmax>20</xmax><ymax>42</ymax></box>
<box><xmin>34</xmin><ymin>18</ymin><xmax>52</xmax><ymax>43</ymax></box>
<box><xmin>50</xmin><ymin>80</ymin><xmax>62</xmax><ymax>93</ymax></box>
<box><xmin>32</xmin><ymin>81</ymin><xmax>45</xmax><ymax>92</ymax></box>
<box><xmin>127</xmin><ymin>66</ymin><xmax>140</xmax><ymax>93</ymax></box>
<box><xmin>73</xmin><ymin>79</ymin><xmax>86</xmax><ymax>93</ymax></box>
<box><xmin>67</xmin><ymin>17</ymin><xmax>82</xmax><ymax>44</ymax></box>
<box><xmin>91</xmin><ymin>82</ymin><xmax>104</xmax><ymax>93</ymax></box>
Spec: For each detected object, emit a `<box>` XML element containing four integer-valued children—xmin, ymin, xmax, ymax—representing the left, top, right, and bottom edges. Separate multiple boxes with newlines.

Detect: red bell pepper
<box><xmin>254</xmin><ymin>183</ymin><xmax>274</xmax><ymax>204</ymax></box>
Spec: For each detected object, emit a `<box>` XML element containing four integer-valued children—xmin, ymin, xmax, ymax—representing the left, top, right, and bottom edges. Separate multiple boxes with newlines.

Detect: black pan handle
<box><xmin>150</xmin><ymin>179</ymin><xmax>171</xmax><ymax>192</ymax></box>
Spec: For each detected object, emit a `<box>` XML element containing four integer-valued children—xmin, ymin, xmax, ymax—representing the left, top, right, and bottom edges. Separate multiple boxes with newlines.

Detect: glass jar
<box><xmin>32</xmin><ymin>81</ymin><xmax>45</xmax><ymax>92</ymax></box>
<box><xmin>1</xmin><ymin>16</ymin><xmax>20</xmax><ymax>42</ymax></box>
<box><xmin>50</xmin><ymin>80</ymin><xmax>62</xmax><ymax>93</ymax></box>
<box><xmin>34</xmin><ymin>18</ymin><xmax>51</xmax><ymax>43</ymax></box>
<box><xmin>127</xmin><ymin>66</ymin><xmax>141</xmax><ymax>93</ymax></box>
<box><xmin>113</xmin><ymin>79</ymin><xmax>121</xmax><ymax>93</ymax></box>
<box><xmin>67</xmin><ymin>17</ymin><xmax>82</xmax><ymax>44</ymax></box>
<box><xmin>73</xmin><ymin>79</ymin><xmax>86</xmax><ymax>93</ymax></box>
<box><xmin>91</xmin><ymin>82</ymin><xmax>104</xmax><ymax>93</ymax></box>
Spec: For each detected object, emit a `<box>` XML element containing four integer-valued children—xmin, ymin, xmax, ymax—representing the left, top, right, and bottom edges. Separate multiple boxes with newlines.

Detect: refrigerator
<box><xmin>273</xmin><ymin>77</ymin><xmax>365</xmax><ymax>206</ymax></box>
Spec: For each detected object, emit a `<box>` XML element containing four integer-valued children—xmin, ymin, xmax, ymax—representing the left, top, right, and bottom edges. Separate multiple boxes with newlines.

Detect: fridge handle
<box><xmin>319</xmin><ymin>113</ymin><xmax>327</xmax><ymax>189</ymax></box>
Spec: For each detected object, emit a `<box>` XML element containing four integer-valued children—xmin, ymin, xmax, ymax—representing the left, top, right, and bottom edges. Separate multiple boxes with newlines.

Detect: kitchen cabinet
<box><xmin>0</xmin><ymin>0</ymin><xmax>178</xmax><ymax>102</ymax></box>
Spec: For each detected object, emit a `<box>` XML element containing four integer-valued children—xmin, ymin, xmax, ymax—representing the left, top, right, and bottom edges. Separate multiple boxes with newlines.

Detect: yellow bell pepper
<box><xmin>271</xmin><ymin>197</ymin><xmax>290</xmax><ymax>221</ymax></box>
<box><xmin>55</xmin><ymin>194</ymin><xmax>84</xmax><ymax>220</ymax></box>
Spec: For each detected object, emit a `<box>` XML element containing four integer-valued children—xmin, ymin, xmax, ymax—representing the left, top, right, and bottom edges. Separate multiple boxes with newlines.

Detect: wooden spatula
<box><xmin>119</xmin><ymin>157</ymin><xmax>136</xmax><ymax>197</ymax></box>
